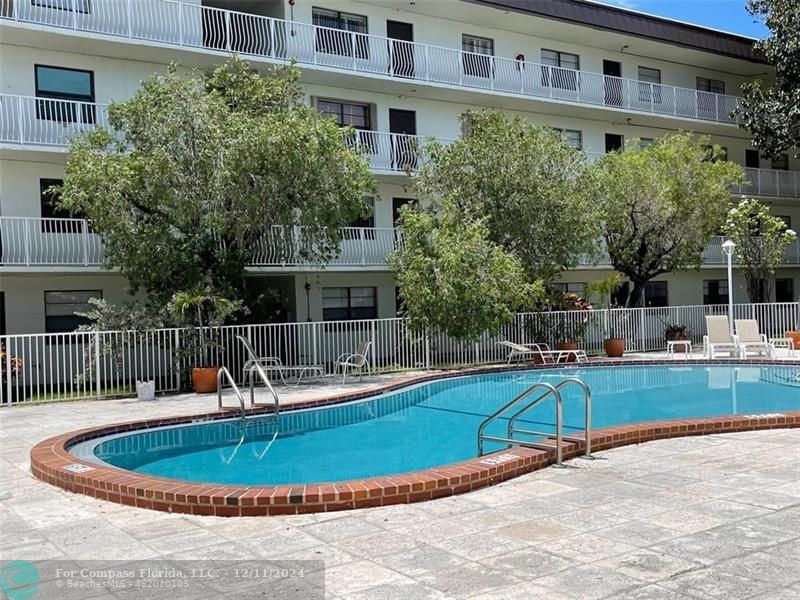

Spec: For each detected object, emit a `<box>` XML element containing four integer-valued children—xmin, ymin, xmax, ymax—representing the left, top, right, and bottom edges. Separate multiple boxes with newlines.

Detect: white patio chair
<box><xmin>735</xmin><ymin>319</ymin><xmax>773</xmax><ymax>358</ymax></box>
<box><xmin>498</xmin><ymin>340</ymin><xmax>539</xmax><ymax>364</ymax></box>
<box><xmin>703</xmin><ymin>315</ymin><xmax>739</xmax><ymax>359</ymax></box>
<box><xmin>334</xmin><ymin>340</ymin><xmax>373</xmax><ymax>383</ymax></box>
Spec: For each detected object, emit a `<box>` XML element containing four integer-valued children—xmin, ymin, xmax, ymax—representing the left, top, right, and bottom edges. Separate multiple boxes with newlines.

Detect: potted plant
<box><xmin>664</xmin><ymin>323</ymin><xmax>691</xmax><ymax>352</ymax></box>
<box><xmin>553</xmin><ymin>291</ymin><xmax>593</xmax><ymax>363</ymax></box>
<box><xmin>167</xmin><ymin>285</ymin><xmax>241</xmax><ymax>393</ymax></box>
<box><xmin>586</xmin><ymin>273</ymin><xmax>626</xmax><ymax>358</ymax></box>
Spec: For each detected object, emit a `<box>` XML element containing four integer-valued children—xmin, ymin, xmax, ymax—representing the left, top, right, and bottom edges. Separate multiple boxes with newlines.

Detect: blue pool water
<box><xmin>87</xmin><ymin>365</ymin><xmax>800</xmax><ymax>486</ymax></box>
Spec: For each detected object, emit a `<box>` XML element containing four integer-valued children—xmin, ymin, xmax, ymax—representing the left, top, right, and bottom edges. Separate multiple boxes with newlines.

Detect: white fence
<box><xmin>0</xmin><ymin>94</ymin><xmax>110</xmax><ymax>146</ymax></box>
<box><xmin>0</xmin><ymin>0</ymin><xmax>741</xmax><ymax>125</ymax></box>
<box><xmin>2</xmin><ymin>302</ymin><xmax>798</xmax><ymax>405</ymax></box>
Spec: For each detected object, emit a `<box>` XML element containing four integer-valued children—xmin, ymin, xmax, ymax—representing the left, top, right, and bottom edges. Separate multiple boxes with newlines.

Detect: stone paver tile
<box><xmin>392</xmin><ymin>517</ymin><xmax>479</xmax><ymax>545</ymax></box>
<box><xmin>706</xmin><ymin>519</ymin><xmax>798</xmax><ymax>551</ymax></box>
<box><xmin>762</xmin><ymin>538</ymin><xmax>800</xmax><ymax>562</ymax></box>
<box><xmin>726</xmin><ymin>490</ymin><xmax>800</xmax><ymax>511</ymax></box>
<box><xmin>650</xmin><ymin>532</ymin><xmax>750</xmax><ymax>566</ymax></box>
<box><xmin>499</xmin><ymin>498</ymin><xmax>570</xmax><ymax>519</ymax></box>
<box><xmin>467</xmin><ymin>580</ymin><xmax>573</xmax><ymax>600</ymax></box>
<box><xmin>431</xmin><ymin>530</ymin><xmax>528</xmax><ymax>561</ymax></box>
<box><xmin>594</xmin><ymin>520</ymin><xmax>681</xmax><ymax>548</ymax></box>
<box><xmin>325</xmin><ymin>560</ymin><xmax>416</xmax><ymax>597</ymax></box>
<box><xmin>163</xmin><ymin>541</ymin><xmax>258</xmax><ymax>561</ymax></box>
<box><xmin>236</xmin><ymin>528</ymin><xmax>325</xmax><ymax>558</ymax></box>
<box><xmin>335</xmin><ymin>529</ymin><xmax>419</xmax><ymax>559</ymax></box>
<box><xmin>341</xmin><ymin>581</ymin><xmax>452</xmax><ymax>600</ymax></box>
<box><xmin>508</xmin><ymin>480</ymin><xmax>579</xmax><ymax>498</ymax></box>
<box><xmin>689</xmin><ymin>499</ymin><xmax>773</xmax><ymax>523</ymax></box>
<box><xmin>375</xmin><ymin>543</ymin><xmax>466</xmax><ymax>579</ymax></box>
<box><xmin>299</xmin><ymin>515</ymin><xmax>383</xmax><ymax>543</ymax></box>
<box><xmin>596</xmin><ymin>548</ymin><xmax>699</xmax><ymax>583</ymax></box>
<box><xmin>629</xmin><ymin>472</ymin><xmax>701</xmax><ymax>489</ymax></box>
<box><xmin>449</xmin><ymin>507</ymin><xmax>531</xmax><ymax>531</ymax></box>
<box><xmin>42</xmin><ymin>518</ymin><xmax>159</xmax><ymax>560</ymax></box>
<box><xmin>496</xmin><ymin>519</ymin><xmax>577</xmax><ymax>544</ymax></box>
<box><xmin>0</xmin><ymin>541</ymin><xmax>67</xmax><ymax>561</ymax></box>
<box><xmin>359</xmin><ymin>503</ymin><xmax>438</xmax><ymax>530</ymax></box>
<box><xmin>143</xmin><ymin>528</ymin><xmax>231</xmax><ymax>555</ymax></box>
<box><xmin>637</xmin><ymin>509</ymin><xmax>723</xmax><ymax>535</ymax></box>
<box><xmin>605</xmin><ymin>583</ymin><xmax>700</xmax><ymax>600</ymax></box>
<box><xmin>533</xmin><ymin>564</ymin><xmax>643</xmax><ymax>600</ymax></box>
<box><xmin>479</xmin><ymin>546</ymin><xmax>575</xmax><ymax>580</ymax></box>
<box><xmin>544</xmin><ymin>532</ymin><xmax>638</xmax><ymax>564</ymax></box>
<box><xmin>715</xmin><ymin>550</ymin><xmax>800</xmax><ymax>585</ymax></box>
<box><xmin>417</xmin><ymin>560</ymin><xmax>521</xmax><ymax>598</ymax></box>
<box><xmin>748</xmin><ymin>505</ymin><xmax>800</xmax><ymax>534</ymax></box>
<box><xmin>282</xmin><ymin>544</ymin><xmax>359</xmax><ymax>569</ymax></box>
<box><xmin>660</xmin><ymin>567</ymin><xmax>778</xmax><ymax>600</ymax></box>
<box><xmin>747</xmin><ymin>582</ymin><xmax>800</xmax><ymax>600</ymax></box>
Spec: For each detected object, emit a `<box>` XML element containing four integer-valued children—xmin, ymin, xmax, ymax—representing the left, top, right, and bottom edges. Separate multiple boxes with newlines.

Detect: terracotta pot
<box><xmin>604</xmin><ymin>338</ymin><xmax>625</xmax><ymax>358</ymax></box>
<box><xmin>192</xmin><ymin>367</ymin><xmax>220</xmax><ymax>393</ymax></box>
<box><xmin>556</xmin><ymin>341</ymin><xmax>579</xmax><ymax>363</ymax></box>
<box><xmin>785</xmin><ymin>331</ymin><xmax>800</xmax><ymax>350</ymax></box>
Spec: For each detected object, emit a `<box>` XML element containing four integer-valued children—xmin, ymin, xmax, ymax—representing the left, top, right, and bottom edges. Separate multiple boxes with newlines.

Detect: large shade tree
<box><xmin>736</xmin><ymin>0</ymin><xmax>799</xmax><ymax>159</ymax></box>
<box><xmin>591</xmin><ymin>134</ymin><xmax>744</xmax><ymax>307</ymax></box>
<box><xmin>59</xmin><ymin>58</ymin><xmax>375</xmax><ymax>306</ymax></box>
<box><xmin>415</xmin><ymin>110</ymin><xmax>599</xmax><ymax>283</ymax></box>
<box><xmin>389</xmin><ymin>198</ymin><xmax>541</xmax><ymax>342</ymax></box>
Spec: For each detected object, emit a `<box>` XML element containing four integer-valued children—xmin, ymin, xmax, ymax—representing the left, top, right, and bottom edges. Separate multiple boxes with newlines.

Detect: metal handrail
<box><xmin>477</xmin><ymin>382</ymin><xmax>564</xmax><ymax>464</ymax></box>
<box><xmin>507</xmin><ymin>378</ymin><xmax>593</xmax><ymax>458</ymax></box>
<box><xmin>236</xmin><ymin>335</ymin><xmax>281</xmax><ymax>413</ymax></box>
<box><xmin>217</xmin><ymin>366</ymin><xmax>246</xmax><ymax>420</ymax></box>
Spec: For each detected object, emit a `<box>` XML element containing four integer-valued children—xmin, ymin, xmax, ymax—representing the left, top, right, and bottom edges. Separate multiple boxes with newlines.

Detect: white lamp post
<box><xmin>721</xmin><ymin>239</ymin><xmax>736</xmax><ymax>336</ymax></box>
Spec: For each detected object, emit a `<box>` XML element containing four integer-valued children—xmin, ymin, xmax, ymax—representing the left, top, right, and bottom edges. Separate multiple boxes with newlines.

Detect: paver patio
<box><xmin>1</xmin><ymin>371</ymin><xmax>799</xmax><ymax>599</ymax></box>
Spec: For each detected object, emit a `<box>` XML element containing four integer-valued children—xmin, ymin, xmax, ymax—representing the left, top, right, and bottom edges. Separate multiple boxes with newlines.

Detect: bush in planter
<box><xmin>664</xmin><ymin>323</ymin><xmax>691</xmax><ymax>352</ymax></box>
<box><xmin>167</xmin><ymin>285</ymin><xmax>243</xmax><ymax>393</ymax></box>
<box><xmin>586</xmin><ymin>273</ymin><xmax>626</xmax><ymax>357</ymax></box>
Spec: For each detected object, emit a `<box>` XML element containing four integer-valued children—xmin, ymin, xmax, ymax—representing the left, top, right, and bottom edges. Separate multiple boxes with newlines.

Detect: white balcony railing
<box><xmin>3</xmin><ymin>219</ymin><xmax>798</xmax><ymax>269</ymax></box>
<box><xmin>0</xmin><ymin>217</ymin><xmax>105</xmax><ymax>266</ymax></box>
<box><xmin>0</xmin><ymin>0</ymin><xmax>741</xmax><ymax>124</ymax></box>
<box><xmin>0</xmin><ymin>94</ymin><xmax>110</xmax><ymax>146</ymax></box>
<box><xmin>734</xmin><ymin>167</ymin><xmax>800</xmax><ymax>198</ymax></box>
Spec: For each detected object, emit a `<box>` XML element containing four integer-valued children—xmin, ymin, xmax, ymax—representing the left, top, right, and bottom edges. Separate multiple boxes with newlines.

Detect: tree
<box><xmin>415</xmin><ymin>110</ymin><xmax>599</xmax><ymax>283</ymax></box>
<box><xmin>723</xmin><ymin>198</ymin><xmax>797</xmax><ymax>302</ymax></box>
<box><xmin>59</xmin><ymin>58</ymin><xmax>375</xmax><ymax>307</ymax></box>
<box><xmin>591</xmin><ymin>134</ymin><xmax>744</xmax><ymax>307</ymax></box>
<box><xmin>388</xmin><ymin>198</ymin><xmax>542</xmax><ymax>342</ymax></box>
<box><xmin>736</xmin><ymin>0</ymin><xmax>800</xmax><ymax>159</ymax></box>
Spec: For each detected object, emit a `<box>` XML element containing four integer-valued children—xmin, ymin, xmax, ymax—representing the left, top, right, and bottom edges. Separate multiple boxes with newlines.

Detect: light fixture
<box><xmin>722</xmin><ymin>240</ymin><xmax>736</xmax><ymax>336</ymax></box>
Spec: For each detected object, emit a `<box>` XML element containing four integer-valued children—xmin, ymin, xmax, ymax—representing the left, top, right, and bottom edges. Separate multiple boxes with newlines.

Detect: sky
<box><xmin>597</xmin><ymin>0</ymin><xmax>768</xmax><ymax>39</ymax></box>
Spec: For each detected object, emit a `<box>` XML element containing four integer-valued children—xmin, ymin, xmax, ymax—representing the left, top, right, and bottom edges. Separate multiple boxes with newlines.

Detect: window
<box><xmin>40</xmin><ymin>178</ymin><xmax>84</xmax><ymax>233</ymax></box>
<box><xmin>776</xmin><ymin>215</ymin><xmax>792</xmax><ymax>230</ymax></box>
<box><xmin>644</xmin><ymin>281</ymin><xmax>668</xmax><ymax>307</ymax></box>
<box><xmin>639</xmin><ymin>138</ymin><xmax>654</xmax><ymax>149</ymax></box>
<box><xmin>44</xmin><ymin>290</ymin><xmax>100</xmax><ymax>333</ymax></box>
<box><xmin>322</xmin><ymin>287</ymin><xmax>377</xmax><ymax>321</ymax></box>
<box><xmin>462</xmin><ymin>34</ymin><xmax>494</xmax><ymax>78</ymax></box>
<box><xmin>554</xmin><ymin>129</ymin><xmax>582</xmax><ymax>150</ymax></box>
<box><xmin>312</xmin><ymin>7</ymin><xmax>368</xmax><ymax>59</ymax></box>
<box><xmin>745</xmin><ymin>149</ymin><xmax>760</xmax><ymax>169</ymax></box>
<box><xmin>605</xmin><ymin>133</ymin><xmax>623</xmax><ymax>153</ymax></box>
<box><xmin>349</xmin><ymin>198</ymin><xmax>375</xmax><ymax>229</ymax></box>
<box><xmin>34</xmin><ymin>65</ymin><xmax>95</xmax><ymax>123</ymax></box>
<box><xmin>637</xmin><ymin>66</ymin><xmax>662</xmax><ymax>104</ymax></box>
<box><xmin>703</xmin><ymin>280</ymin><xmax>728</xmax><ymax>305</ymax></box>
<box><xmin>552</xmin><ymin>282</ymin><xmax>586</xmax><ymax>297</ymax></box>
<box><xmin>702</xmin><ymin>145</ymin><xmax>728</xmax><ymax>162</ymax></box>
<box><xmin>697</xmin><ymin>77</ymin><xmax>725</xmax><ymax>95</ymax></box>
<box><xmin>772</xmin><ymin>154</ymin><xmax>789</xmax><ymax>170</ymax></box>
<box><xmin>775</xmin><ymin>278</ymin><xmax>795</xmax><ymax>303</ymax></box>
<box><xmin>541</xmin><ymin>49</ymin><xmax>579</xmax><ymax>90</ymax></box>
<box><xmin>317</xmin><ymin>100</ymin><xmax>371</xmax><ymax>130</ymax></box>
<box><xmin>32</xmin><ymin>0</ymin><xmax>90</xmax><ymax>12</ymax></box>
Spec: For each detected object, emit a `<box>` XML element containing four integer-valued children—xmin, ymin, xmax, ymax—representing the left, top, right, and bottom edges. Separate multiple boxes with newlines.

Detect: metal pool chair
<box><xmin>703</xmin><ymin>315</ymin><xmax>740</xmax><ymax>358</ymax></box>
<box><xmin>498</xmin><ymin>341</ymin><xmax>587</xmax><ymax>364</ymax></box>
<box><xmin>735</xmin><ymin>319</ymin><xmax>773</xmax><ymax>358</ymax></box>
<box><xmin>334</xmin><ymin>340</ymin><xmax>373</xmax><ymax>383</ymax></box>
<box><xmin>237</xmin><ymin>335</ymin><xmax>287</xmax><ymax>385</ymax></box>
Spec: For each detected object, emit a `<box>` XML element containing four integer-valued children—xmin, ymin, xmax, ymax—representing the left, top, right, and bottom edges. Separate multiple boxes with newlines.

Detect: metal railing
<box><xmin>734</xmin><ymin>167</ymin><xmax>800</xmax><ymax>198</ymax></box>
<box><xmin>0</xmin><ymin>94</ymin><xmax>110</xmax><ymax>146</ymax></box>
<box><xmin>0</xmin><ymin>0</ymin><xmax>742</xmax><ymax>124</ymax></box>
<box><xmin>2</xmin><ymin>302</ymin><xmax>798</xmax><ymax>405</ymax></box>
<box><xmin>0</xmin><ymin>217</ymin><xmax>105</xmax><ymax>266</ymax></box>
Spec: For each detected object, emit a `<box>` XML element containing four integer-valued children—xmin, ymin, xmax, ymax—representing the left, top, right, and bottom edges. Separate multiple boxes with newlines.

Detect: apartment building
<box><xmin>1</xmin><ymin>0</ymin><xmax>798</xmax><ymax>334</ymax></box>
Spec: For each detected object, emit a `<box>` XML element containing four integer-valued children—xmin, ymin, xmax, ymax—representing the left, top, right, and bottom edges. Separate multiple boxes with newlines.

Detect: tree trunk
<box><xmin>626</xmin><ymin>281</ymin><xmax>646</xmax><ymax>308</ymax></box>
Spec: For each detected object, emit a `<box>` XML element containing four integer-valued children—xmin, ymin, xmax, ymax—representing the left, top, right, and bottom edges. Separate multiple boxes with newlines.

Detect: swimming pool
<box><xmin>75</xmin><ymin>364</ymin><xmax>800</xmax><ymax>487</ymax></box>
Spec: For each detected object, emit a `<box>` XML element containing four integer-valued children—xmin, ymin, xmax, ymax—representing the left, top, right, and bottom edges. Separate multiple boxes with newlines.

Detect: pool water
<box><xmin>89</xmin><ymin>365</ymin><xmax>800</xmax><ymax>485</ymax></box>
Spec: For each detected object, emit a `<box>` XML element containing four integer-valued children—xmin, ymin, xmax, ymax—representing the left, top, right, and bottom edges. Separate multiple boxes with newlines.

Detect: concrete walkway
<box><xmin>1</xmin><ymin>379</ymin><xmax>799</xmax><ymax>599</ymax></box>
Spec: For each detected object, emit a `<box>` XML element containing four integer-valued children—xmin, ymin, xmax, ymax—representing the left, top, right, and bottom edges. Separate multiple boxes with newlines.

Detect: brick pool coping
<box><xmin>30</xmin><ymin>358</ymin><xmax>800</xmax><ymax>516</ymax></box>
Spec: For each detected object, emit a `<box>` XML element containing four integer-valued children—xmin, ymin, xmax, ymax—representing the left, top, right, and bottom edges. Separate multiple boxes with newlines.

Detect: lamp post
<box><xmin>721</xmin><ymin>239</ymin><xmax>736</xmax><ymax>336</ymax></box>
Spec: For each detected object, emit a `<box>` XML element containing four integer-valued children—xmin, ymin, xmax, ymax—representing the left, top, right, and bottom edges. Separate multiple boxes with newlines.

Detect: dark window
<box><xmin>702</xmin><ymin>145</ymin><xmax>728</xmax><ymax>162</ymax></box>
<box><xmin>776</xmin><ymin>215</ymin><xmax>792</xmax><ymax>230</ymax></box>
<box><xmin>312</xmin><ymin>7</ymin><xmax>368</xmax><ymax>60</ymax></box>
<box><xmin>772</xmin><ymin>154</ymin><xmax>789</xmax><ymax>170</ymax></box>
<box><xmin>697</xmin><ymin>77</ymin><xmax>725</xmax><ymax>94</ymax></box>
<box><xmin>703</xmin><ymin>279</ymin><xmax>728</xmax><ymax>305</ymax></box>
<box><xmin>552</xmin><ymin>282</ymin><xmax>586</xmax><ymax>296</ymax></box>
<box><xmin>775</xmin><ymin>278</ymin><xmax>794</xmax><ymax>303</ymax></box>
<box><xmin>637</xmin><ymin>66</ymin><xmax>662</xmax><ymax>104</ymax></box>
<box><xmin>541</xmin><ymin>49</ymin><xmax>579</xmax><ymax>90</ymax></box>
<box><xmin>40</xmin><ymin>178</ymin><xmax>84</xmax><ymax>233</ymax></box>
<box><xmin>32</xmin><ymin>0</ymin><xmax>90</xmax><ymax>12</ymax></box>
<box><xmin>554</xmin><ymin>128</ymin><xmax>582</xmax><ymax>150</ymax></box>
<box><xmin>317</xmin><ymin>99</ymin><xmax>371</xmax><ymax>129</ymax></box>
<box><xmin>34</xmin><ymin>65</ymin><xmax>95</xmax><ymax>124</ymax></box>
<box><xmin>44</xmin><ymin>290</ymin><xmax>100</xmax><ymax>333</ymax></box>
<box><xmin>745</xmin><ymin>149</ymin><xmax>760</xmax><ymax>169</ymax></box>
<box><xmin>349</xmin><ymin>198</ymin><xmax>375</xmax><ymax>229</ymax></box>
<box><xmin>605</xmin><ymin>133</ymin><xmax>624</xmax><ymax>153</ymax></box>
<box><xmin>644</xmin><ymin>281</ymin><xmax>668</xmax><ymax>307</ymax></box>
<box><xmin>462</xmin><ymin>34</ymin><xmax>494</xmax><ymax>78</ymax></box>
<box><xmin>322</xmin><ymin>287</ymin><xmax>377</xmax><ymax>321</ymax></box>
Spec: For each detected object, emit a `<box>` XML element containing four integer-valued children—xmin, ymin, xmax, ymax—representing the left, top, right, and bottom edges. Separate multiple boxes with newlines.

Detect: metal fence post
<box><xmin>4</xmin><ymin>340</ymin><xmax>12</xmax><ymax>405</ymax></box>
<box><xmin>639</xmin><ymin>308</ymin><xmax>646</xmax><ymax>352</ymax></box>
<box><xmin>312</xmin><ymin>323</ymin><xmax>318</xmax><ymax>369</ymax></box>
<box><xmin>424</xmin><ymin>330</ymin><xmax>431</xmax><ymax>370</ymax></box>
<box><xmin>94</xmin><ymin>331</ymin><xmax>101</xmax><ymax>400</ymax></box>
<box><xmin>173</xmin><ymin>329</ymin><xmax>181</xmax><ymax>391</ymax></box>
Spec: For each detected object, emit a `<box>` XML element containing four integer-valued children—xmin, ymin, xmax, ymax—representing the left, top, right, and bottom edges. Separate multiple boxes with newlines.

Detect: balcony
<box><xmin>2</xmin><ymin>219</ymin><xmax>798</xmax><ymax>270</ymax></box>
<box><xmin>0</xmin><ymin>94</ymin><xmax>109</xmax><ymax>147</ymax></box>
<box><xmin>0</xmin><ymin>0</ymin><xmax>741</xmax><ymax>125</ymax></box>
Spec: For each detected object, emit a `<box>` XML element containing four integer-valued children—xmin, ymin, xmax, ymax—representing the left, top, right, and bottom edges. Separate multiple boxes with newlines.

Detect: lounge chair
<box><xmin>498</xmin><ymin>341</ymin><xmax>587</xmax><ymax>364</ymax></box>
<box><xmin>236</xmin><ymin>335</ymin><xmax>287</xmax><ymax>384</ymax></box>
<box><xmin>735</xmin><ymin>319</ymin><xmax>773</xmax><ymax>357</ymax></box>
<box><xmin>703</xmin><ymin>315</ymin><xmax>739</xmax><ymax>358</ymax></box>
<box><xmin>334</xmin><ymin>340</ymin><xmax>373</xmax><ymax>383</ymax></box>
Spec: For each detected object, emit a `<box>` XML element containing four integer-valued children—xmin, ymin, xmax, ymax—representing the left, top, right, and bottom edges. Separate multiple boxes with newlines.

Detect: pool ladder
<box><xmin>477</xmin><ymin>378</ymin><xmax>593</xmax><ymax>466</ymax></box>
